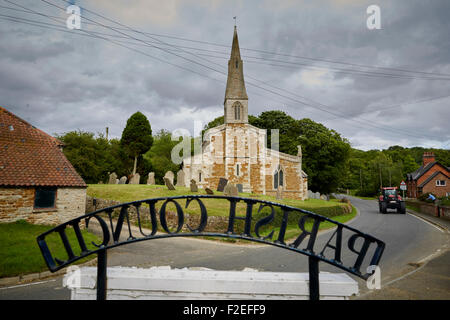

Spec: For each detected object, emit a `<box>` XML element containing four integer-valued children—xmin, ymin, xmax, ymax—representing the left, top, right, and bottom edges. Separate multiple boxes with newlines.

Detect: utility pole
<box><xmin>379</xmin><ymin>164</ymin><xmax>382</xmax><ymax>189</ymax></box>
<box><xmin>389</xmin><ymin>168</ymin><xmax>391</xmax><ymax>186</ymax></box>
<box><xmin>360</xmin><ymin>168</ymin><xmax>363</xmax><ymax>190</ymax></box>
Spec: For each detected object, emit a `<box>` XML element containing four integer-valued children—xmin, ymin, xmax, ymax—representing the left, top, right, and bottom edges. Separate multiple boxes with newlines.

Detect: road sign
<box><xmin>400</xmin><ymin>180</ymin><xmax>406</xmax><ymax>190</ymax></box>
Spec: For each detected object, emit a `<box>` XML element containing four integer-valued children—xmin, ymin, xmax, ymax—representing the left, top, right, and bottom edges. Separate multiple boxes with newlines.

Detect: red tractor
<box><xmin>378</xmin><ymin>187</ymin><xmax>406</xmax><ymax>214</ymax></box>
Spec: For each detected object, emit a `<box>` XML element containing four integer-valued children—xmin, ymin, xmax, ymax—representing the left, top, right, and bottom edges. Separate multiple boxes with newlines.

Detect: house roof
<box><xmin>418</xmin><ymin>171</ymin><xmax>449</xmax><ymax>188</ymax></box>
<box><xmin>407</xmin><ymin>161</ymin><xmax>435</xmax><ymax>181</ymax></box>
<box><xmin>0</xmin><ymin>107</ymin><xmax>86</xmax><ymax>187</ymax></box>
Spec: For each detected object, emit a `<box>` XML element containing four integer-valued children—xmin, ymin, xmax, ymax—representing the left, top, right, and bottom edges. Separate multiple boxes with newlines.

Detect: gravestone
<box><xmin>164</xmin><ymin>177</ymin><xmax>176</xmax><ymax>190</ymax></box>
<box><xmin>205</xmin><ymin>187</ymin><xmax>214</xmax><ymax>195</ymax></box>
<box><xmin>320</xmin><ymin>194</ymin><xmax>329</xmax><ymax>201</ymax></box>
<box><xmin>129</xmin><ymin>173</ymin><xmax>140</xmax><ymax>185</ymax></box>
<box><xmin>314</xmin><ymin>192</ymin><xmax>320</xmax><ymax>199</ymax></box>
<box><xmin>108</xmin><ymin>172</ymin><xmax>117</xmax><ymax>184</ymax></box>
<box><xmin>164</xmin><ymin>171</ymin><xmax>174</xmax><ymax>185</ymax></box>
<box><xmin>190</xmin><ymin>179</ymin><xmax>198</xmax><ymax>192</ymax></box>
<box><xmin>223</xmin><ymin>184</ymin><xmax>238</xmax><ymax>197</ymax></box>
<box><xmin>119</xmin><ymin>176</ymin><xmax>127</xmax><ymax>184</ymax></box>
<box><xmin>217</xmin><ymin>178</ymin><xmax>228</xmax><ymax>192</ymax></box>
<box><xmin>236</xmin><ymin>184</ymin><xmax>243</xmax><ymax>193</ymax></box>
<box><xmin>147</xmin><ymin>172</ymin><xmax>155</xmax><ymax>185</ymax></box>
<box><xmin>308</xmin><ymin>190</ymin><xmax>314</xmax><ymax>199</ymax></box>
<box><xmin>116</xmin><ymin>178</ymin><xmax>119</xmax><ymax>184</ymax></box>
<box><xmin>176</xmin><ymin>170</ymin><xmax>185</xmax><ymax>187</ymax></box>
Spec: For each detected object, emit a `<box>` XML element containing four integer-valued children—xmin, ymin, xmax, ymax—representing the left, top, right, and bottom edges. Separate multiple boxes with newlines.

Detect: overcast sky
<box><xmin>1</xmin><ymin>0</ymin><xmax>449</xmax><ymax>151</ymax></box>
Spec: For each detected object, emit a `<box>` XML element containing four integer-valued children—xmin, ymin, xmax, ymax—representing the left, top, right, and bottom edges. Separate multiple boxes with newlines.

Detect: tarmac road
<box><xmin>1</xmin><ymin>195</ymin><xmax>448</xmax><ymax>300</ymax></box>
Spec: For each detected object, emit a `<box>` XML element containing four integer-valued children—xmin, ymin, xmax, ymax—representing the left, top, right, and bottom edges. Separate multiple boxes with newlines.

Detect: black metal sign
<box><xmin>36</xmin><ymin>195</ymin><xmax>385</xmax><ymax>300</ymax></box>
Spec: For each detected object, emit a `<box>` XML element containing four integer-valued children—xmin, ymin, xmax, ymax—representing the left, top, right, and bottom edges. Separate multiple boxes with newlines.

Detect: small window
<box><xmin>274</xmin><ymin>171</ymin><xmax>279</xmax><ymax>189</ymax></box>
<box><xmin>234</xmin><ymin>105</ymin><xmax>241</xmax><ymax>120</ymax></box>
<box><xmin>274</xmin><ymin>165</ymin><xmax>284</xmax><ymax>189</ymax></box>
<box><xmin>235</xmin><ymin>59</ymin><xmax>239</xmax><ymax>68</ymax></box>
<box><xmin>233</xmin><ymin>102</ymin><xmax>242</xmax><ymax>120</ymax></box>
<box><xmin>199</xmin><ymin>172</ymin><xmax>202</xmax><ymax>182</ymax></box>
<box><xmin>236</xmin><ymin>164</ymin><xmax>240</xmax><ymax>176</ymax></box>
<box><xmin>34</xmin><ymin>187</ymin><xmax>56</xmax><ymax>209</ymax></box>
<box><xmin>436</xmin><ymin>180</ymin><xmax>446</xmax><ymax>186</ymax></box>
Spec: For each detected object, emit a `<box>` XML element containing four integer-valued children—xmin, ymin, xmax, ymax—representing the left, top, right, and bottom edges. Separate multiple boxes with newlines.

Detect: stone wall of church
<box><xmin>264</xmin><ymin>152</ymin><xmax>307</xmax><ymax>200</ymax></box>
<box><xmin>182</xmin><ymin>122</ymin><xmax>308</xmax><ymax>200</ymax></box>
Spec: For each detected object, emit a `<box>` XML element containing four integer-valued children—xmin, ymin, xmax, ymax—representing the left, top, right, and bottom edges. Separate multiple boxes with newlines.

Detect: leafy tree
<box><xmin>57</xmin><ymin>131</ymin><xmax>120</xmax><ymax>183</ymax></box>
<box><xmin>120</xmin><ymin>112</ymin><xmax>153</xmax><ymax>175</ymax></box>
<box><xmin>402</xmin><ymin>154</ymin><xmax>420</xmax><ymax>175</ymax></box>
<box><xmin>144</xmin><ymin>130</ymin><xmax>181</xmax><ymax>184</ymax></box>
<box><xmin>295</xmin><ymin>119</ymin><xmax>351</xmax><ymax>194</ymax></box>
<box><xmin>204</xmin><ymin>112</ymin><xmax>351</xmax><ymax>194</ymax></box>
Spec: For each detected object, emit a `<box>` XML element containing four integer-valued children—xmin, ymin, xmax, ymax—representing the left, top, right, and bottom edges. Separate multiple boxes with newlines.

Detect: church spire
<box><xmin>224</xmin><ymin>26</ymin><xmax>248</xmax><ymax>102</ymax></box>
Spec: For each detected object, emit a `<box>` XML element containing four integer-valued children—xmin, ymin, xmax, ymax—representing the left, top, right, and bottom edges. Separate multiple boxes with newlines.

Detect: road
<box><xmin>1</xmin><ymin>195</ymin><xmax>448</xmax><ymax>299</ymax></box>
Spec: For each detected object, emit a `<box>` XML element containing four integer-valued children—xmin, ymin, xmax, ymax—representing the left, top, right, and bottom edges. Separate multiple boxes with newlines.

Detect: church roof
<box><xmin>224</xmin><ymin>26</ymin><xmax>248</xmax><ymax>102</ymax></box>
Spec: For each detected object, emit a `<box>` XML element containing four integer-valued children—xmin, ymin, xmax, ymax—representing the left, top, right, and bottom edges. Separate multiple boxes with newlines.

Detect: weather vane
<box><xmin>233</xmin><ymin>16</ymin><xmax>237</xmax><ymax>27</ymax></box>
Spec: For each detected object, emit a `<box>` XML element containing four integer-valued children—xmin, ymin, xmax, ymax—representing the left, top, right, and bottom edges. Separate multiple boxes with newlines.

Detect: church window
<box><xmin>235</xmin><ymin>59</ymin><xmax>239</xmax><ymax>68</ymax></box>
<box><xmin>236</xmin><ymin>163</ymin><xmax>240</xmax><ymax>176</ymax></box>
<box><xmin>199</xmin><ymin>172</ymin><xmax>202</xmax><ymax>182</ymax></box>
<box><xmin>274</xmin><ymin>165</ymin><xmax>284</xmax><ymax>189</ymax></box>
<box><xmin>233</xmin><ymin>102</ymin><xmax>241</xmax><ymax>120</ymax></box>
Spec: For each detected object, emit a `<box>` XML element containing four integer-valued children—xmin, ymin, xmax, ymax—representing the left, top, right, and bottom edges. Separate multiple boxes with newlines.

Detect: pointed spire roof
<box><xmin>224</xmin><ymin>26</ymin><xmax>248</xmax><ymax>102</ymax></box>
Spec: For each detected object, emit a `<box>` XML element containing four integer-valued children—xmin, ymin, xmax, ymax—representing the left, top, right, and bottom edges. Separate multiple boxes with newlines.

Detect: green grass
<box><xmin>87</xmin><ymin>184</ymin><xmax>350</xmax><ymax>218</ymax></box>
<box><xmin>257</xmin><ymin>204</ymin><xmax>357</xmax><ymax>242</ymax></box>
<box><xmin>198</xmin><ymin>204</ymin><xmax>357</xmax><ymax>244</ymax></box>
<box><xmin>0</xmin><ymin>220</ymin><xmax>100</xmax><ymax>278</ymax></box>
<box><xmin>87</xmin><ymin>184</ymin><xmax>356</xmax><ymax>244</ymax></box>
<box><xmin>346</xmin><ymin>190</ymin><xmax>377</xmax><ymax>201</ymax></box>
<box><xmin>406</xmin><ymin>204</ymin><xmax>420</xmax><ymax>213</ymax></box>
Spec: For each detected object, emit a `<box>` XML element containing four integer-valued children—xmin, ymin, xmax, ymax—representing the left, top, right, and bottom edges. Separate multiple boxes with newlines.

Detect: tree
<box><xmin>295</xmin><ymin>119</ymin><xmax>351</xmax><ymax>194</ymax></box>
<box><xmin>205</xmin><ymin>111</ymin><xmax>351</xmax><ymax>194</ymax></box>
<box><xmin>144</xmin><ymin>130</ymin><xmax>180</xmax><ymax>184</ymax></box>
<box><xmin>120</xmin><ymin>112</ymin><xmax>153</xmax><ymax>175</ymax></box>
<box><xmin>57</xmin><ymin>131</ymin><xmax>120</xmax><ymax>183</ymax></box>
<box><xmin>402</xmin><ymin>154</ymin><xmax>420</xmax><ymax>175</ymax></box>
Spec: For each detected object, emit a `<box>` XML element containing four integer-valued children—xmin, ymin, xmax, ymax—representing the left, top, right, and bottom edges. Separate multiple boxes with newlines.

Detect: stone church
<box><xmin>182</xmin><ymin>27</ymin><xmax>308</xmax><ymax>200</ymax></box>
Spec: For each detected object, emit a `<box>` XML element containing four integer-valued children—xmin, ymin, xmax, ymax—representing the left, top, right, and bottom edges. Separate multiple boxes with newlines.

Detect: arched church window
<box><xmin>233</xmin><ymin>102</ymin><xmax>241</xmax><ymax>120</ymax></box>
<box><xmin>274</xmin><ymin>165</ymin><xmax>284</xmax><ymax>189</ymax></box>
<box><xmin>235</xmin><ymin>59</ymin><xmax>239</xmax><ymax>68</ymax></box>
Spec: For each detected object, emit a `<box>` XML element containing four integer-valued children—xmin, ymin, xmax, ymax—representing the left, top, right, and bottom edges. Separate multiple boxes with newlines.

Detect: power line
<box><xmin>3</xmin><ymin>2</ymin><xmax>450</xmax><ymax>82</ymax></box>
<box><xmin>323</xmin><ymin>93</ymin><xmax>450</xmax><ymax>121</ymax></box>
<box><xmin>4</xmin><ymin>0</ymin><xmax>447</xmax><ymax>143</ymax></box>
<box><xmin>28</xmin><ymin>1</ymin><xmax>450</xmax><ymax>140</ymax></box>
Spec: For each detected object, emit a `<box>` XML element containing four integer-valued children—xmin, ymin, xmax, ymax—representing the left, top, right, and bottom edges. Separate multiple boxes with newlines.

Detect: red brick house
<box><xmin>0</xmin><ymin>107</ymin><xmax>87</xmax><ymax>225</ymax></box>
<box><xmin>406</xmin><ymin>152</ymin><xmax>450</xmax><ymax>198</ymax></box>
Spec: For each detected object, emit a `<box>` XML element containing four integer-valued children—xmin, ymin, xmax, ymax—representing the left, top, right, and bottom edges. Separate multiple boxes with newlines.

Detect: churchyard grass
<box><xmin>0</xmin><ymin>220</ymin><xmax>100</xmax><ymax>278</ymax></box>
<box><xmin>87</xmin><ymin>184</ymin><xmax>350</xmax><ymax>217</ymax></box>
<box><xmin>87</xmin><ymin>184</ymin><xmax>356</xmax><ymax>242</ymax></box>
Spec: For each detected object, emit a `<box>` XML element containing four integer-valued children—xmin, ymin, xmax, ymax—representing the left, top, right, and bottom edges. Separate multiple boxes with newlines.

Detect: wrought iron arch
<box><xmin>36</xmin><ymin>195</ymin><xmax>385</xmax><ymax>300</ymax></box>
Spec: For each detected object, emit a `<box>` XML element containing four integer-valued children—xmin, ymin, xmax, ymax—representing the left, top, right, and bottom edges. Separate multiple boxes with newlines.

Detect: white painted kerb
<box><xmin>63</xmin><ymin>266</ymin><xmax>358</xmax><ymax>300</ymax></box>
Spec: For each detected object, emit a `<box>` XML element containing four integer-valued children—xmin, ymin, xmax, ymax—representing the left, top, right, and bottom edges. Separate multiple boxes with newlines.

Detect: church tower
<box><xmin>224</xmin><ymin>26</ymin><xmax>248</xmax><ymax>124</ymax></box>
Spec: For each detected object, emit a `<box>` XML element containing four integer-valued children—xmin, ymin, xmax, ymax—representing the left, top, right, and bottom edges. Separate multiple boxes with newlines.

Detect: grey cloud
<box><xmin>0</xmin><ymin>0</ymin><xmax>449</xmax><ymax>151</ymax></box>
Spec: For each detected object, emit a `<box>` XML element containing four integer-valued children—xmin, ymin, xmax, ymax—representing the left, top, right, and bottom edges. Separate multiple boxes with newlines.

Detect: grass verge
<box><xmin>201</xmin><ymin>204</ymin><xmax>358</xmax><ymax>244</ymax></box>
<box><xmin>0</xmin><ymin>220</ymin><xmax>100</xmax><ymax>278</ymax></box>
<box><xmin>87</xmin><ymin>184</ymin><xmax>351</xmax><ymax>218</ymax></box>
<box><xmin>87</xmin><ymin>184</ymin><xmax>356</xmax><ymax>245</ymax></box>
